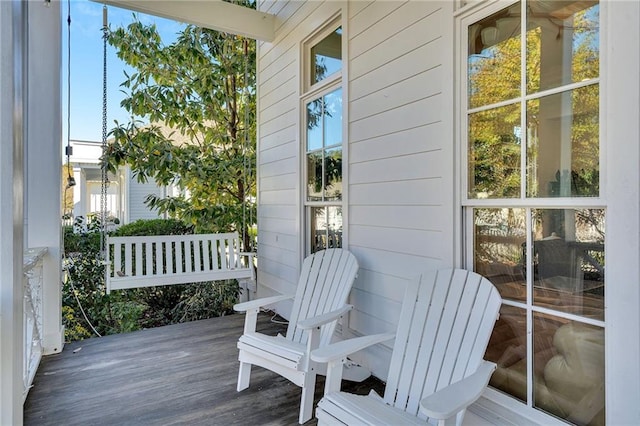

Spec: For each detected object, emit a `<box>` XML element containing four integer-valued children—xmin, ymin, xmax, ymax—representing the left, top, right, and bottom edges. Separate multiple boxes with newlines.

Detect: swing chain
<box><xmin>100</xmin><ymin>5</ymin><xmax>108</xmax><ymax>257</ymax></box>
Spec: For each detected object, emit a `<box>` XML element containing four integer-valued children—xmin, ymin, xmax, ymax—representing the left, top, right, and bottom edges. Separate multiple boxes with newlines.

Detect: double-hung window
<box><xmin>302</xmin><ymin>21</ymin><xmax>343</xmax><ymax>254</ymax></box>
<box><xmin>461</xmin><ymin>1</ymin><xmax>604</xmax><ymax>423</ymax></box>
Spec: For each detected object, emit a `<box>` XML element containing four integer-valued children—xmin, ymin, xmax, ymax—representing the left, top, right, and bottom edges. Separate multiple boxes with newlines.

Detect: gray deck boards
<box><xmin>24</xmin><ymin>312</ymin><xmax>384</xmax><ymax>425</ymax></box>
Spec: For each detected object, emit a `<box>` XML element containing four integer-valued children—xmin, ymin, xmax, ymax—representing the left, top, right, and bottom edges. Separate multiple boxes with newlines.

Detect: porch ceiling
<box><xmin>98</xmin><ymin>0</ymin><xmax>275</xmax><ymax>42</ymax></box>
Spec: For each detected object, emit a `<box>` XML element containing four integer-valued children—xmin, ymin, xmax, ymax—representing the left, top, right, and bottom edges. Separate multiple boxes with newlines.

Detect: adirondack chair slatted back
<box><xmin>286</xmin><ymin>249</ymin><xmax>358</xmax><ymax>346</ymax></box>
<box><xmin>384</xmin><ymin>269</ymin><xmax>501</xmax><ymax>418</ymax></box>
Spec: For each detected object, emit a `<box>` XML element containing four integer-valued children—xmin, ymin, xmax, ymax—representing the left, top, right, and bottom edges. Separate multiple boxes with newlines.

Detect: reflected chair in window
<box><xmin>534</xmin><ymin>237</ymin><xmax>582</xmax><ymax>293</ymax></box>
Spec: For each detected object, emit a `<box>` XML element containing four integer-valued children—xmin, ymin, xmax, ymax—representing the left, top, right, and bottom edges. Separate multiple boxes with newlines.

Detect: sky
<box><xmin>62</xmin><ymin>0</ymin><xmax>185</xmax><ymax>144</ymax></box>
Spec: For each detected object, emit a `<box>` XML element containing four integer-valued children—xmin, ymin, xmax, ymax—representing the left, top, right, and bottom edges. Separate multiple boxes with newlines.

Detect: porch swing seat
<box><xmin>105</xmin><ymin>232</ymin><xmax>255</xmax><ymax>293</ymax></box>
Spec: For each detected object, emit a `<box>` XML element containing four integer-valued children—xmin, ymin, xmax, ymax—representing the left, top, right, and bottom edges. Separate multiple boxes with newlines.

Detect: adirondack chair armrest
<box><xmin>297</xmin><ymin>305</ymin><xmax>354</xmax><ymax>330</ymax></box>
<box><xmin>234</xmin><ymin>294</ymin><xmax>294</xmax><ymax>334</ymax></box>
<box><xmin>419</xmin><ymin>360</ymin><xmax>497</xmax><ymax>422</ymax></box>
<box><xmin>310</xmin><ymin>333</ymin><xmax>396</xmax><ymax>363</ymax></box>
<box><xmin>312</xmin><ymin>333</ymin><xmax>395</xmax><ymax>395</ymax></box>
<box><xmin>233</xmin><ymin>294</ymin><xmax>293</xmax><ymax>313</ymax></box>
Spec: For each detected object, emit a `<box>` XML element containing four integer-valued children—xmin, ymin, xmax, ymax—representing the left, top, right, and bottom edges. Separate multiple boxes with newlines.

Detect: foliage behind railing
<box><xmin>62</xmin><ymin>219</ymin><xmax>242</xmax><ymax>342</ymax></box>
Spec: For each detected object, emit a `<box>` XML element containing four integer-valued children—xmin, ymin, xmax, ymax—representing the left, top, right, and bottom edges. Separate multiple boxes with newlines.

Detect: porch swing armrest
<box><xmin>238</xmin><ymin>252</ymin><xmax>256</xmax><ymax>271</ymax></box>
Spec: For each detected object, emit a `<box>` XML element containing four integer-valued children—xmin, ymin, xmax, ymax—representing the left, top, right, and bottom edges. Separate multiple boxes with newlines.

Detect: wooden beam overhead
<box><xmin>98</xmin><ymin>0</ymin><xmax>275</xmax><ymax>42</ymax></box>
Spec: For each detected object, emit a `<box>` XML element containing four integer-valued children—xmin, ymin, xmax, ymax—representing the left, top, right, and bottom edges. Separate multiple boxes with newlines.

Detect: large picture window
<box><xmin>462</xmin><ymin>2</ymin><xmax>604</xmax><ymax>424</ymax></box>
<box><xmin>303</xmin><ymin>19</ymin><xmax>343</xmax><ymax>254</ymax></box>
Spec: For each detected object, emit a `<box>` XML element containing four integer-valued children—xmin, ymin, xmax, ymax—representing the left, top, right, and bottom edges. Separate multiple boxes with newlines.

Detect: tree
<box><xmin>468</xmin><ymin>6</ymin><xmax>599</xmax><ymax>199</ymax></box>
<box><xmin>106</xmin><ymin>2</ymin><xmax>256</xmax><ymax>252</ymax></box>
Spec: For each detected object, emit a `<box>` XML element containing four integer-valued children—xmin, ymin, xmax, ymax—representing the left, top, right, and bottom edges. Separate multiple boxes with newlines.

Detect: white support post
<box><xmin>26</xmin><ymin>0</ymin><xmax>64</xmax><ymax>355</ymax></box>
<box><xmin>0</xmin><ymin>1</ymin><xmax>26</xmax><ymax>424</ymax></box>
<box><xmin>604</xmin><ymin>2</ymin><xmax>640</xmax><ymax>425</ymax></box>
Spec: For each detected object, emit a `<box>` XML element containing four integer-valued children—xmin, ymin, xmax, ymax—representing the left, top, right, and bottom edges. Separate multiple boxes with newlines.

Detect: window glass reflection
<box><xmin>468</xmin><ymin>103</ymin><xmax>522</xmax><ymax>199</ymax></box>
<box><xmin>526</xmin><ymin>86</ymin><xmax>599</xmax><ymax>198</ymax></box>
<box><xmin>324</xmin><ymin>148</ymin><xmax>342</xmax><ymax>201</ymax></box>
<box><xmin>310</xmin><ymin>206</ymin><xmax>342</xmax><ymax>253</ymax></box>
<box><xmin>311</xmin><ymin>27</ymin><xmax>342</xmax><ymax>85</ymax></box>
<box><xmin>306</xmin><ymin>89</ymin><xmax>343</xmax><ymax>202</ymax></box>
<box><xmin>532</xmin><ymin>208</ymin><xmax>604</xmax><ymax>320</ymax></box>
<box><xmin>485</xmin><ymin>305</ymin><xmax>527</xmax><ymax>403</ymax></box>
<box><xmin>307</xmin><ymin>99</ymin><xmax>323</xmax><ymax>151</ymax></box>
<box><xmin>324</xmin><ymin>89</ymin><xmax>342</xmax><ymax>148</ymax></box>
<box><xmin>532</xmin><ymin>315</ymin><xmax>605</xmax><ymax>425</ymax></box>
<box><xmin>526</xmin><ymin>1</ymin><xmax>599</xmax><ymax>94</ymax></box>
<box><xmin>468</xmin><ymin>2</ymin><xmax>521</xmax><ymax>109</ymax></box>
<box><xmin>307</xmin><ymin>152</ymin><xmax>322</xmax><ymax>202</ymax></box>
<box><xmin>474</xmin><ymin>208</ymin><xmax>526</xmax><ymax>302</ymax></box>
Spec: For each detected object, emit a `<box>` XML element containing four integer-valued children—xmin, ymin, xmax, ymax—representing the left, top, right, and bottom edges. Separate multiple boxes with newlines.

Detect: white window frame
<box><xmin>300</xmin><ymin>14</ymin><xmax>345</xmax><ymax>256</ymax></box>
<box><xmin>456</xmin><ymin>1</ymin><xmax>605</xmax><ymax>423</ymax></box>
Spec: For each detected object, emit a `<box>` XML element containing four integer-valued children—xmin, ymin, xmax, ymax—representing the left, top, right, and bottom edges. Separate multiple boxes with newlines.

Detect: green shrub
<box><xmin>114</xmin><ymin>218</ymin><xmax>193</xmax><ymax>237</ymax></box>
<box><xmin>63</xmin><ymin>218</ymin><xmax>242</xmax><ymax>341</ymax></box>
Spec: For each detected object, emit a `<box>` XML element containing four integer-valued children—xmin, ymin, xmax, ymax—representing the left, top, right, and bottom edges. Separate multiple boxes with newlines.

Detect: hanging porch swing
<box><xmin>96</xmin><ymin>6</ymin><xmax>256</xmax><ymax>295</ymax></box>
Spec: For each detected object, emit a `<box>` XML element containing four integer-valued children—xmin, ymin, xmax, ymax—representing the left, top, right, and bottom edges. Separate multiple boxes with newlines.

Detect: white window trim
<box><xmin>299</xmin><ymin>12</ymin><xmax>347</xmax><ymax>256</ymax></box>
<box><xmin>456</xmin><ymin>1</ymin><xmax>606</xmax><ymax>424</ymax></box>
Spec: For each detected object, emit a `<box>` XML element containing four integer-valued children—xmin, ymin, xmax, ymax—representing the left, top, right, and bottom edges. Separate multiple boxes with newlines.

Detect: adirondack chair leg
<box><xmin>299</xmin><ymin>372</ymin><xmax>317</xmax><ymax>424</ymax></box>
<box><xmin>237</xmin><ymin>361</ymin><xmax>252</xmax><ymax>391</ymax></box>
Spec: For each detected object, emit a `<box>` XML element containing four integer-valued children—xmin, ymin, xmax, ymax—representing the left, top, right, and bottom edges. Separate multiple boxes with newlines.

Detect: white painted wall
<box><xmin>68</xmin><ymin>141</ymin><xmax>166</xmax><ymax>224</ymax></box>
<box><xmin>602</xmin><ymin>1</ymin><xmax>640</xmax><ymax>423</ymax></box>
<box><xmin>256</xmin><ymin>0</ymin><xmax>455</xmax><ymax>376</ymax></box>
<box><xmin>344</xmin><ymin>1</ymin><xmax>454</xmax><ymax>374</ymax></box>
<box><xmin>256</xmin><ymin>0</ymin><xmax>640</xmax><ymax>424</ymax></box>
<box><xmin>126</xmin><ymin>167</ymin><xmax>166</xmax><ymax>222</ymax></box>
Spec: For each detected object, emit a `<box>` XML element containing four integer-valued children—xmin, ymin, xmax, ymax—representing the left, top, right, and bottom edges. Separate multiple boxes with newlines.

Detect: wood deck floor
<box><xmin>24</xmin><ymin>312</ymin><xmax>384</xmax><ymax>426</ymax></box>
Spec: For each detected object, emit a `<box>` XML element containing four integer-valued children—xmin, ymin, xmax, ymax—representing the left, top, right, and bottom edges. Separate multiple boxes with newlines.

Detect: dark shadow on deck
<box><xmin>24</xmin><ymin>312</ymin><xmax>384</xmax><ymax>425</ymax></box>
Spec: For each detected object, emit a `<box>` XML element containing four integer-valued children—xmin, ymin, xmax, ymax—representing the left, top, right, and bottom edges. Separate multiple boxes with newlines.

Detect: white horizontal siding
<box><xmin>260</xmin><ymin>173</ymin><xmax>296</xmax><ymax>192</ymax></box>
<box><xmin>350</xmin><ymin>1</ymin><xmax>436</xmax><ymax>59</ymax></box>
<box><xmin>349</xmin><ymin>246</ymin><xmax>443</xmax><ymax>281</ymax></box>
<box><xmin>259</xmin><ymin>140</ymin><xmax>297</xmax><ymax>166</ymax></box>
<box><xmin>349</xmin><ymin>66</ymin><xmax>442</xmax><ymax>122</ymax></box>
<box><xmin>257</xmin><ymin>0</ymin><xmax>345</xmax><ymax>312</ymax></box>
<box><xmin>350</xmin><ymin>96</ymin><xmax>444</xmax><ymax>143</ymax></box>
<box><xmin>350</xmin><ymin>121</ymin><xmax>444</xmax><ymax>163</ymax></box>
<box><xmin>260</xmin><ymin>121</ymin><xmax>296</xmax><ymax>148</ymax></box>
<box><xmin>256</xmin><ymin>0</ymin><xmax>454</xmax><ymax>380</ymax></box>
<box><xmin>128</xmin><ymin>179</ymin><xmax>163</xmax><ymax>222</ymax></box>
<box><xmin>350</xmin><ymin>151</ymin><xmax>445</xmax><ymax>184</ymax></box>
<box><xmin>350</xmin><ymin>205</ymin><xmax>446</xmax><ymax>232</ymax></box>
<box><xmin>350</xmin><ymin>179</ymin><xmax>446</xmax><ymax>206</ymax></box>
<box><xmin>351</xmin><ymin>37</ymin><xmax>444</xmax><ymax>100</ymax></box>
<box><xmin>345</xmin><ymin>0</ymin><xmax>454</xmax><ymax>379</ymax></box>
<box><xmin>260</xmin><ymin>108</ymin><xmax>296</xmax><ymax>138</ymax></box>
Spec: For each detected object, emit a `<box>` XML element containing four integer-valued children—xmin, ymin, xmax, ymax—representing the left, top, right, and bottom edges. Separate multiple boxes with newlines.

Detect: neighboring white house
<box><xmin>66</xmin><ymin>139</ymin><xmax>175</xmax><ymax>226</ymax></box>
<box><xmin>2</xmin><ymin>1</ymin><xmax>639</xmax><ymax>426</ymax></box>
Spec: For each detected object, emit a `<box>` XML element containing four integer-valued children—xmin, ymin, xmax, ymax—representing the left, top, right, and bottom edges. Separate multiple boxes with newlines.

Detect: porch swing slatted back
<box><xmin>105</xmin><ymin>232</ymin><xmax>254</xmax><ymax>293</ymax></box>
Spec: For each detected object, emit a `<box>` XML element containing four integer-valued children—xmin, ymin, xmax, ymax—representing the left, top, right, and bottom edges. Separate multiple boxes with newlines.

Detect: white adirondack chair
<box><xmin>234</xmin><ymin>248</ymin><xmax>360</xmax><ymax>424</ymax></box>
<box><xmin>312</xmin><ymin>268</ymin><xmax>502</xmax><ymax>426</ymax></box>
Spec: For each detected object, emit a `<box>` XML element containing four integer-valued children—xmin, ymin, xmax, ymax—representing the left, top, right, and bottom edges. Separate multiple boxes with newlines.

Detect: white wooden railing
<box><xmin>23</xmin><ymin>247</ymin><xmax>47</xmax><ymax>401</ymax></box>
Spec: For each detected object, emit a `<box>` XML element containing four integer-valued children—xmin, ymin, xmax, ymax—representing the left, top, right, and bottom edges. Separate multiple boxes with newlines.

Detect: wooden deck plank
<box><xmin>24</xmin><ymin>312</ymin><xmax>384</xmax><ymax>425</ymax></box>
